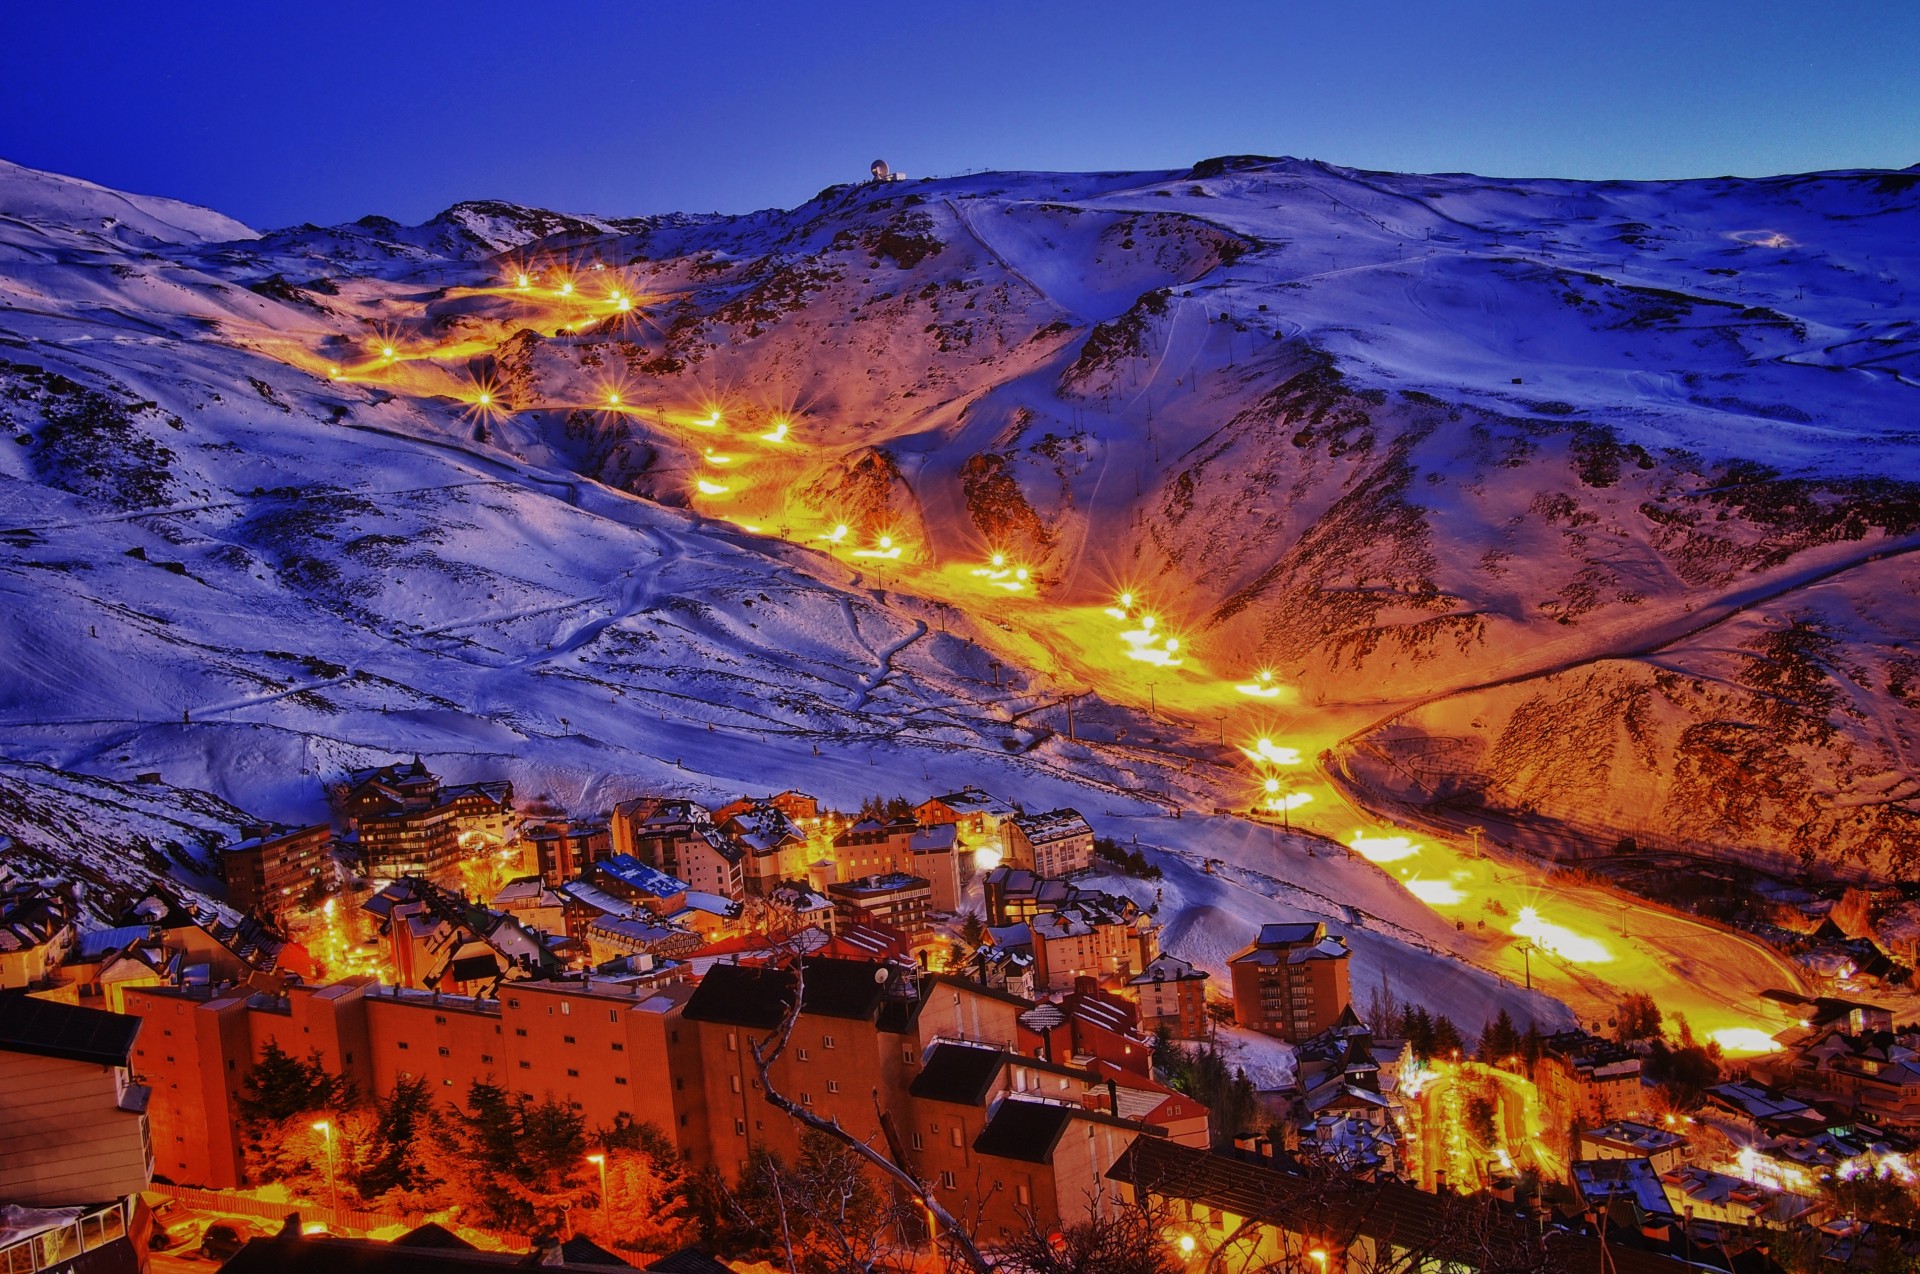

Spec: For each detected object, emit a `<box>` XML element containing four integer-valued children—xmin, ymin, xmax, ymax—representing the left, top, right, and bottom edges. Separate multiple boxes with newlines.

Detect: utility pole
<box><xmin>1516</xmin><ymin>940</ymin><xmax>1533</xmax><ymax>990</ymax></box>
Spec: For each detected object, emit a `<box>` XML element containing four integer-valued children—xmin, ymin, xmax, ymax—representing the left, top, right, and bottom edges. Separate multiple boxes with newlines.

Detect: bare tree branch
<box><xmin>749</xmin><ymin>960</ymin><xmax>995</xmax><ymax>1274</ymax></box>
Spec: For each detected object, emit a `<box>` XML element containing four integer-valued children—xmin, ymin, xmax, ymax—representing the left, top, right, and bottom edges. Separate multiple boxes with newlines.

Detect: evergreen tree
<box><xmin>1477</xmin><ymin>1009</ymin><xmax>1521</xmax><ymax>1063</ymax></box>
<box><xmin>1430</xmin><ymin>1014</ymin><xmax>1465</xmax><ymax>1060</ymax></box>
<box><xmin>1400</xmin><ymin>1006</ymin><xmax>1436</xmax><ymax>1060</ymax></box>
<box><xmin>1615</xmin><ymin>992</ymin><xmax>1663</xmax><ymax>1042</ymax></box>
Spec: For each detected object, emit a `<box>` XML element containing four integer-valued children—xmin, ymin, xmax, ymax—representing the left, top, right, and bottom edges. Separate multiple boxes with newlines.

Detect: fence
<box><xmin>152</xmin><ymin>1184</ymin><xmax>529</xmax><ymax>1251</ymax></box>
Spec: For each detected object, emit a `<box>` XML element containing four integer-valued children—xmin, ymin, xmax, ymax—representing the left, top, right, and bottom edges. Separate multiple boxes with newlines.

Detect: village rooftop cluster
<box><xmin>2</xmin><ymin>757</ymin><xmax>1919</xmax><ymax>1273</ymax></box>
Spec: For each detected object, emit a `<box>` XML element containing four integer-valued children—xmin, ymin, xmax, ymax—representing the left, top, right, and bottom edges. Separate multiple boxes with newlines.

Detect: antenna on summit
<box><xmin>870</xmin><ymin>159</ymin><xmax>902</xmax><ymax>183</ymax></box>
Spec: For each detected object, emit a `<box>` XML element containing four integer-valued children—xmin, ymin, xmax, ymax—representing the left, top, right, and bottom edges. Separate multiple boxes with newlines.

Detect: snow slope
<box><xmin>1</xmin><ymin>155</ymin><xmax>1914</xmax><ymax>1040</ymax></box>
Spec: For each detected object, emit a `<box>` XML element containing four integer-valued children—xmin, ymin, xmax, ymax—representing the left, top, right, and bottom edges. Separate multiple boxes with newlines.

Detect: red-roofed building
<box><xmin>1053</xmin><ymin>976</ymin><xmax>1154</xmax><ymax>1076</ymax></box>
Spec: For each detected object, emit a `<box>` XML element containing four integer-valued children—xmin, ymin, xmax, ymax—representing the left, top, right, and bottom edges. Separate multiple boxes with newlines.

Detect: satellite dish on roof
<box><xmin>874</xmin><ymin>966</ymin><xmax>891</xmax><ymax>983</ymax></box>
<box><xmin>871</xmin><ymin>159</ymin><xmax>892</xmax><ymax>182</ymax></box>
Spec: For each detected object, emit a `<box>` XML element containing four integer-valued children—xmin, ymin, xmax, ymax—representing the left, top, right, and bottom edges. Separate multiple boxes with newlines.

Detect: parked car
<box><xmin>198</xmin><ymin>1221</ymin><xmax>263</xmax><ymax>1262</ymax></box>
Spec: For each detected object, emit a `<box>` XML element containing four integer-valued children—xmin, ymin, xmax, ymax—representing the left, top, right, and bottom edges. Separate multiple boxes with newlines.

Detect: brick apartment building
<box><xmin>826</xmin><ymin>874</ymin><xmax>934</xmax><ymax>938</ymax></box>
<box><xmin>1001</xmin><ymin>810</ymin><xmax>1095</xmax><ymax>877</ymax></box>
<box><xmin>529</xmin><ymin>820</ymin><xmax>614</xmax><ymax>886</ymax></box>
<box><xmin>217</xmin><ymin>823</ymin><xmax>330</xmax><ymax>922</ymax></box>
<box><xmin>1532</xmin><ymin>1031</ymin><xmax>1646</xmax><ymax>1154</ymax></box>
<box><xmin>121</xmin><ymin>955</ymin><xmax>1187</xmax><ymax>1239</ymax></box>
<box><xmin>342</xmin><ymin>759</ymin><xmax>516</xmax><ymax>884</ymax></box>
<box><xmin>1129</xmin><ymin>953</ymin><xmax>1210</xmax><ymax>1040</ymax></box>
<box><xmin>611</xmin><ymin>798</ymin><xmax>745</xmax><ymax>902</ymax></box>
<box><xmin>1227</xmin><ymin>922</ymin><xmax>1352</xmax><ymax>1042</ymax></box>
<box><xmin>831</xmin><ymin>818</ymin><xmax>916</xmax><ymax>882</ymax></box>
<box><xmin>914</xmin><ymin>788</ymin><xmax>1015</xmax><ymax>843</ymax></box>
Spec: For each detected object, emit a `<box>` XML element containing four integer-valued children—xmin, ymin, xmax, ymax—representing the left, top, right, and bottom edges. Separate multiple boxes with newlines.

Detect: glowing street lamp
<box><xmin>587</xmin><ymin>1152</ymin><xmax>608</xmax><ymax>1233</ymax></box>
<box><xmin>312</xmin><ymin>1119</ymin><xmax>338</xmax><ymax>1215</ymax></box>
<box><xmin>1309</xmin><ymin>1250</ymin><xmax>1328</xmax><ymax>1274</ymax></box>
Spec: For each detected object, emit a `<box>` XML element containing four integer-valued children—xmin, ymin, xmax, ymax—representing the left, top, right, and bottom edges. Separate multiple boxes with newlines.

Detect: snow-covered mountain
<box><xmin>1</xmin><ymin>154</ymin><xmax>1915</xmax><ymax>1037</ymax></box>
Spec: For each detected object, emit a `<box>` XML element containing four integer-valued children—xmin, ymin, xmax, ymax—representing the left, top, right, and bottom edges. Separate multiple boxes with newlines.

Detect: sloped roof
<box><xmin>682</xmin><ymin>956</ymin><xmax>901</xmax><ymax>1029</ymax></box>
<box><xmin>909</xmin><ymin>1041</ymin><xmax>1005</xmax><ymax>1105</ymax></box>
<box><xmin>972</xmin><ymin>1098</ymin><xmax>1075</xmax><ymax>1162</ymax></box>
<box><xmin>0</xmin><ymin>990</ymin><xmax>140</xmax><ymax>1066</ymax></box>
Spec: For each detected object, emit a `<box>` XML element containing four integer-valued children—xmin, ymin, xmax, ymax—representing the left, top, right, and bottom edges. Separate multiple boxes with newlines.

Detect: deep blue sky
<box><xmin>4</xmin><ymin>1</ymin><xmax>1915</xmax><ymax>230</ymax></box>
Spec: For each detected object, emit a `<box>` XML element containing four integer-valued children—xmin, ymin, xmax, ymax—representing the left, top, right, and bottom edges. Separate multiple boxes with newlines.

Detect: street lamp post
<box><xmin>587</xmin><ymin>1153</ymin><xmax>608</xmax><ymax>1235</ymax></box>
<box><xmin>311</xmin><ymin>1119</ymin><xmax>338</xmax><ymax>1218</ymax></box>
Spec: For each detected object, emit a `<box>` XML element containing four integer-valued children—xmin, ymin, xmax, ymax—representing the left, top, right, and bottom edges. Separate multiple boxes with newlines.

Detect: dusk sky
<box><xmin>5</xmin><ymin>0</ymin><xmax>1916</xmax><ymax>230</ymax></box>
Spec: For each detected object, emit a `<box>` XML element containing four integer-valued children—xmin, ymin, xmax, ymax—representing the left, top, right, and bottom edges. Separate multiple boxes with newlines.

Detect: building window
<box><xmin>561</xmin><ymin>1002</ymin><xmax>570</xmax><ymax>1016</ymax></box>
<box><xmin>519</xmin><ymin>1061</ymin><xmax>532</xmax><ymax>1070</ymax></box>
<box><xmin>911</xmin><ymin>1133</ymin><xmax>923</xmax><ymax>1151</ymax></box>
<box><xmin>438</xmin><ymin>1047</ymin><xmax>450</xmax><ymax>1058</ymax></box>
<box><xmin>435</xmin><ymin>1014</ymin><xmax>446</xmax><ymax>1025</ymax></box>
<box><xmin>797</xmin><ymin>1047</ymin><xmax>809</xmax><ymax>1061</ymax></box>
<box><xmin>1017</xmin><ymin>1184</ymin><xmax>1031</xmax><ymax>1206</ymax></box>
<box><xmin>727</xmin><ymin>1033</ymin><xmax>737</xmax><ymax>1053</ymax></box>
<box><xmin>611</xmin><ymin>1042</ymin><xmax>624</xmax><ymax>1052</ymax></box>
<box><xmin>567</xmin><ymin>1068</ymin><xmax>580</xmax><ymax>1078</ymax></box>
<box><xmin>397</xmin><ymin>1041</ymin><xmax>409</xmax><ymax>1050</ymax></box>
<box><xmin>481</xmin><ymin>1054</ymin><xmax>494</xmax><ymax>1065</ymax></box>
<box><xmin>508</xmin><ymin>998</ymin><xmax>519</xmax><ymax>1008</ymax></box>
<box><xmin>564</xmin><ymin>1035</ymin><xmax>576</xmax><ymax>1044</ymax></box>
<box><xmin>515</xmin><ymin>1028</ymin><xmax>528</xmax><ymax>1037</ymax></box>
<box><xmin>802</xmin><ymin>1092</ymin><xmax>813</xmax><ymax>1106</ymax></box>
<box><xmin>615</xmin><ymin>1076</ymin><xmax>628</xmax><ymax>1085</ymax></box>
<box><xmin>609</xmin><ymin>1010</ymin><xmax>619</xmax><ymax>1023</ymax></box>
<box><xmin>730</xmin><ymin>1075</ymin><xmax>742</xmax><ymax>1094</ymax></box>
<box><xmin>939</xmin><ymin>1171</ymin><xmax>957</xmax><ymax>1189</ymax></box>
<box><xmin>822</xmin><ymin>1034</ymin><xmax>836</xmax><ymax>1049</ymax></box>
<box><xmin>951</xmin><ymin>1127</ymin><xmax>964</xmax><ymax>1148</ymax></box>
<box><xmin>827</xmin><ymin>1080</ymin><xmax>840</xmax><ymax>1094</ymax></box>
<box><xmin>675</xmin><ymin>1077</ymin><xmax>684</xmax><ymax>1091</ymax></box>
<box><xmin>735</xmin><ymin>1119</ymin><xmax>746</xmax><ymax>1136</ymax></box>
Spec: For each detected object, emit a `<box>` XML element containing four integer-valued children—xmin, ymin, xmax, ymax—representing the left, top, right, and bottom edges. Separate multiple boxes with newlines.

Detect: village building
<box><xmin>121</xmin><ymin>890</ymin><xmax>311</xmax><ymax>987</ymax></box>
<box><xmin>611</xmin><ymin>798</ymin><xmax>746</xmax><ymax>902</ymax></box>
<box><xmin>830</xmin><ymin>817</ymin><xmax>917</xmax><ymax>882</ymax></box>
<box><xmin>357</xmin><ymin>801</ymin><xmax>462</xmax><ymax>883</ymax></box>
<box><xmin>1001</xmin><ymin>809</ymin><xmax>1095</xmax><ymax>877</ymax></box>
<box><xmin>0</xmin><ymin>993</ymin><xmax>151</xmax><ymax>1207</ymax></box>
<box><xmin>1578</xmin><ymin>1119</ymin><xmax>1690</xmax><ymax>1172</ymax></box>
<box><xmin>1751</xmin><ymin>1022</ymin><xmax>1920</xmax><ymax>1132</ymax></box>
<box><xmin>1129</xmin><ymin>953</ymin><xmax>1211</xmax><ymax>1039</ymax></box>
<box><xmin>982</xmin><ymin>866</ymin><xmax>1074</xmax><ymax>927</ymax></box>
<box><xmin>0</xmin><ymin>874</ymin><xmax>78</xmax><ymax>990</ymax></box>
<box><xmin>1531</xmin><ymin>1031</ymin><xmax>1646</xmax><ymax>1153</ymax></box>
<box><xmin>528</xmin><ymin>819</ymin><xmax>613</xmax><ymax>886</ymax></box>
<box><xmin>722</xmin><ymin>804</ymin><xmax>809</xmax><ymax>895</ymax></box>
<box><xmin>1226</xmin><ymin>922</ymin><xmax>1353</xmax><ymax>1042</ymax></box>
<box><xmin>827</xmin><ymin>873</ymin><xmax>934</xmax><ymax>938</ymax></box>
<box><xmin>908</xmin><ymin>822</ymin><xmax>967</xmax><ymax>914</ymax></box>
<box><xmin>217</xmin><ymin>822</ymin><xmax>330</xmax><ymax>922</ymax></box>
<box><xmin>1047</xmin><ymin>977</ymin><xmax>1156</xmax><ymax>1076</ymax></box>
<box><xmin>437</xmin><ymin>779</ymin><xmax>516</xmax><ymax>845</ymax></box>
<box><xmin>914</xmin><ymin>787</ymin><xmax>1015</xmax><ymax>842</ymax></box>
<box><xmin>1109</xmin><ymin>1138</ymin><xmax>1690</xmax><ymax>1274</ymax></box>
<box><xmin>57</xmin><ymin>926</ymin><xmax>181</xmax><ymax>1014</ymax></box>
<box><xmin>363</xmin><ymin>876</ymin><xmax>562</xmax><ymax>995</ymax></box>
<box><xmin>340</xmin><ymin>760</ymin><xmax>517</xmax><ymax>884</ymax></box>
<box><xmin>490</xmin><ymin>875</ymin><xmax>568</xmax><ymax>935</ymax></box>
<box><xmin>1027</xmin><ymin>895</ymin><xmax>1158</xmax><ymax>992</ymax></box>
<box><xmin>1658</xmin><ymin>1164</ymin><xmax>1821</xmax><ymax>1229</ymax></box>
<box><xmin>905</xmin><ymin>1039</ymin><xmax>1168</xmax><ymax>1239</ymax></box>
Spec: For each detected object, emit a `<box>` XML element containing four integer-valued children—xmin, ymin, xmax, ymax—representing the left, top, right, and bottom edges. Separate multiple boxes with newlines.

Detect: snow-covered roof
<box><xmin>593</xmin><ymin>854</ymin><xmax>689</xmax><ymax>898</ymax></box>
<box><xmin>1129</xmin><ymin>953</ymin><xmax>1207</xmax><ymax>985</ymax></box>
<box><xmin>1009</xmin><ymin>809</ymin><xmax>1092</xmax><ymax>844</ymax></box>
<box><xmin>923</xmin><ymin>788</ymin><xmax>1015</xmax><ymax>817</ymax></box>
